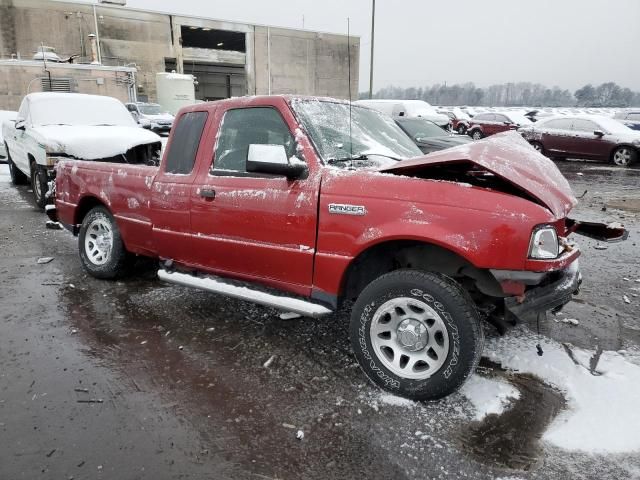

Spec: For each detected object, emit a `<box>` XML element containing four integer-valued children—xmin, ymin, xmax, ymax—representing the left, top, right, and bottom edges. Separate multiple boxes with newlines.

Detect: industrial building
<box><xmin>0</xmin><ymin>0</ymin><xmax>360</xmax><ymax>110</ymax></box>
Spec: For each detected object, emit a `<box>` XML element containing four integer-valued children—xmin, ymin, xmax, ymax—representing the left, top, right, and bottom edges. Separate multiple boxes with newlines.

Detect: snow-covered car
<box><xmin>355</xmin><ymin>99</ymin><xmax>451</xmax><ymax>129</ymax></box>
<box><xmin>125</xmin><ymin>102</ymin><xmax>175</xmax><ymax>133</ymax></box>
<box><xmin>0</xmin><ymin>110</ymin><xmax>18</xmax><ymax>162</ymax></box>
<box><xmin>2</xmin><ymin>93</ymin><xmax>161</xmax><ymax>209</ymax></box>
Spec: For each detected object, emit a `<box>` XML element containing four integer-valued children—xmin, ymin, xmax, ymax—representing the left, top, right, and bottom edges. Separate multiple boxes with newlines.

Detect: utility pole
<box><xmin>369</xmin><ymin>0</ymin><xmax>375</xmax><ymax>99</ymax></box>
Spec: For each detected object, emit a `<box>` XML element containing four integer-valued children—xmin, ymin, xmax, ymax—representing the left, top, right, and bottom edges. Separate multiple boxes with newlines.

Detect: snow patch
<box><xmin>461</xmin><ymin>375</ymin><xmax>520</xmax><ymax>420</ymax></box>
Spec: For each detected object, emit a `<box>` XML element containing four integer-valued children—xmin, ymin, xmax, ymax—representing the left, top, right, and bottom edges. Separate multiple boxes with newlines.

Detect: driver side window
<box><xmin>212</xmin><ymin>107</ymin><xmax>295</xmax><ymax>173</ymax></box>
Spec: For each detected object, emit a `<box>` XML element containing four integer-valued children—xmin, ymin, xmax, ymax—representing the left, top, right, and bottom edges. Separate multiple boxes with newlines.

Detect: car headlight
<box><xmin>529</xmin><ymin>226</ymin><xmax>559</xmax><ymax>259</ymax></box>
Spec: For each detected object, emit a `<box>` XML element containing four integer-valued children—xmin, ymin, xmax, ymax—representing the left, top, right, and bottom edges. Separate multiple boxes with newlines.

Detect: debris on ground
<box><xmin>282</xmin><ymin>423</ymin><xmax>296</xmax><ymax>429</ymax></box>
<box><xmin>623</xmin><ymin>295</ymin><xmax>631</xmax><ymax>304</ymax></box>
<box><xmin>594</xmin><ymin>244</ymin><xmax>608</xmax><ymax>250</ymax></box>
<box><xmin>45</xmin><ymin>221</ymin><xmax>62</xmax><ymax>230</ymax></box>
<box><xmin>280</xmin><ymin>312</ymin><xmax>302</xmax><ymax>320</ymax></box>
<box><xmin>296</xmin><ymin>430</ymin><xmax>305</xmax><ymax>440</ymax></box>
<box><xmin>36</xmin><ymin>257</ymin><xmax>54</xmax><ymax>264</ymax></box>
<box><xmin>557</xmin><ymin>318</ymin><xmax>580</xmax><ymax>325</ymax></box>
<box><xmin>205</xmin><ymin>327</ymin><xmax>215</xmax><ymax>332</ymax></box>
<box><xmin>76</xmin><ymin>399</ymin><xmax>104</xmax><ymax>404</ymax></box>
<box><xmin>263</xmin><ymin>355</ymin><xmax>276</xmax><ymax>368</ymax></box>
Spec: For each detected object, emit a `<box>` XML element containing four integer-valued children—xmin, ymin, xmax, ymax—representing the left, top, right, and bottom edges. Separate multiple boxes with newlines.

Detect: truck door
<box><xmin>150</xmin><ymin>110</ymin><xmax>209</xmax><ymax>263</ymax></box>
<box><xmin>190</xmin><ymin>103</ymin><xmax>320</xmax><ymax>294</ymax></box>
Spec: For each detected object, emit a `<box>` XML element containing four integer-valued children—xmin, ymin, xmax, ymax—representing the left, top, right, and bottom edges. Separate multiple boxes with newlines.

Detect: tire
<box><xmin>529</xmin><ymin>141</ymin><xmax>545</xmax><ymax>155</ymax></box>
<box><xmin>471</xmin><ymin>130</ymin><xmax>483</xmax><ymax>140</ymax></box>
<box><xmin>349</xmin><ymin>269</ymin><xmax>484</xmax><ymax>401</ymax></box>
<box><xmin>78</xmin><ymin>206</ymin><xmax>132</xmax><ymax>279</ymax></box>
<box><xmin>612</xmin><ymin>146</ymin><xmax>637</xmax><ymax>167</ymax></box>
<box><xmin>457</xmin><ymin>124</ymin><xmax>467</xmax><ymax>135</ymax></box>
<box><xmin>30</xmin><ymin>162</ymin><xmax>49</xmax><ymax>210</ymax></box>
<box><xmin>6</xmin><ymin>144</ymin><xmax>28</xmax><ymax>185</ymax></box>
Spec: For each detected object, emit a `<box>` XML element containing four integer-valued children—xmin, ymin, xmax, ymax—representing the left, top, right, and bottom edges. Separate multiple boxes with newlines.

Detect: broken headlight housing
<box><xmin>529</xmin><ymin>226</ymin><xmax>559</xmax><ymax>259</ymax></box>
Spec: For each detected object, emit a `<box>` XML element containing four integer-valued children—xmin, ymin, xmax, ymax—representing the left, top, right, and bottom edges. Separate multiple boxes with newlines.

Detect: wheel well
<box><xmin>610</xmin><ymin>144</ymin><xmax>638</xmax><ymax>161</ymax></box>
<box><xmin>75</xmin><ymin>196</ymin><xmax>108</xmax><ymax>226</ymax></box>
<box><xmin>28</xmin><ymin>154</ymin><xmax>36</xmax><ymax>172</ymax></box>
<box><xmin>339</xmin><ymin>240</ymin><xmax>503</xmax><ymax>305</ymax></box>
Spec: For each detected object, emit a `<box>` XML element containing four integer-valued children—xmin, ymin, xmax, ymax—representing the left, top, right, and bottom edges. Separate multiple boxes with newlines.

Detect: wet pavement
<box><xmin>1</xmin><ymin>160</ymin><xmax>639</xmax><ymax>479</ymax></box>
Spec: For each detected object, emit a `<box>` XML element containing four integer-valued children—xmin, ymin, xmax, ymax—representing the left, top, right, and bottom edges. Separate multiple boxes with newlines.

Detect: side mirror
<box><xmin>593</xmin><ymin>130</ymin><xmax>605</xmax><ymax>137</ymax></box>
<box><xmin>246</xmin><ymin>144</ymin><xmax>307</xmax><ymax>179</ymax></box>
<box><xmin>503</xmin><ymin>121</ymin><xmax>511</xmax><ymax>125</ymax></box>
<box><xmin>15</xmin><ymin>120</ymin><xmax>26</xmax><ymax>130</ymax></box>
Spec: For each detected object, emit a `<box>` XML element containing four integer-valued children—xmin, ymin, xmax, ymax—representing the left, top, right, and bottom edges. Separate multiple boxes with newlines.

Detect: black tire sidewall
<box><xmin>78</xmin><ymin>207</ymin><xmax>129</xmax><ymax>279</ymax></box>
<box><xmin>350</xmin><ymin>270</ymin><xmax>482</xmax><ymax>401</ymax></box>
<box><xmin>31</xmin><ymin>166</ymin><xmax>48</xmax><ymax>209</ymax></box>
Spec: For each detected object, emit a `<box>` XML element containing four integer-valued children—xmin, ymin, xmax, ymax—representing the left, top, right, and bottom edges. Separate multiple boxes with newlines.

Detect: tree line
<box><xmin>361</xmin><ymin>82</ymin><xmax>640</xmax><ymax>107</ymax></box>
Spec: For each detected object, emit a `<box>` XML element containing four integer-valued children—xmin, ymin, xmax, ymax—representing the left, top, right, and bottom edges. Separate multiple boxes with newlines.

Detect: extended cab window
<box><xmin>165</xmin><ymin>111</ymin><xmax>208</xmax><ymax>174</ymax></box>
<box><xmin>213</xmin><ymin>107</ymin><xmax>295</xmax><ymax>173</ymax></box>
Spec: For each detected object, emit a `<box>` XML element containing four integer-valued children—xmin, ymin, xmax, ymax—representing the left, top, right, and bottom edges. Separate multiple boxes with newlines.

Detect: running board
<box><xmin>157</xmin><ymin>269</ymin><xmax>333</xmax><ymax>318</ymax></box>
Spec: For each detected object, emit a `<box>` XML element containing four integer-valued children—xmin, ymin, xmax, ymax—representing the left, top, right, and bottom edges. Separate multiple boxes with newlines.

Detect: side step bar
<box><xmin>157</xmin><ymin>269</ymin><xmax>333</xmax><ymax>318</ymax></box>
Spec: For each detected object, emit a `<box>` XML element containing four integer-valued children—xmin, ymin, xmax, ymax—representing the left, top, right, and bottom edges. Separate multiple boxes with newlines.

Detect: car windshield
<box><xmin>28</xmin><ymin>94</ymin><xmax>136</xmax><ymax>127</ymax></box>
<box><xmin>595</xmin><ymin>116</ymin><xmax>633</xmax><ymax>134</ymax></box>
<box><xmin>506</xmin><ymin>113</ymin><xmax>532</xmax><ymax>125</ymax></box>
<box><xmin>397</xmin><ymin>118</ymin><xmax>447</xmax><ymax>139</ymax></box>
<box><xmin>291</xmin><ymin>99</ymin><xmax>422</xmax><ymax>167</ymax></box>
<box><xmin>139</xmin><ymin>104</ymin><xmax>164</xmax><ymax>115</ymax></box>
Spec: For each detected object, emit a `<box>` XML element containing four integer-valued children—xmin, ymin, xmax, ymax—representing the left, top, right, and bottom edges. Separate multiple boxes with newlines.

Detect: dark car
<box><xmin>519</xmin><ymin>115</ymin><xmax>640</xmax><ymax>166</ymax></box>
<box><xmin>467</xmin><ymin>112</ymin><xmax>532</xmax><ymax>140</ymax></box>
<box><xmin>396</xmin><ymin>117</ymin><xmax>472</xmax><ymax>154</ymax></box>
<box><xmin>439</xmin><ymin>109</ymin><xmax>472</xmax><ymax>134</ymax></box>
<box><xmin>614</xmin><ymin>111</ymin><xmax>640</xmax><ymax>131</ymax></box>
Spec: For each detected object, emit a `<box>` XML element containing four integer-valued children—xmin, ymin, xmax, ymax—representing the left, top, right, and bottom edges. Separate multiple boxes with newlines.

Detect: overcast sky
<box><xmin>128</xmin><ymin>0</ymin><xmax>640</xmax><ymax>93</ymax></box>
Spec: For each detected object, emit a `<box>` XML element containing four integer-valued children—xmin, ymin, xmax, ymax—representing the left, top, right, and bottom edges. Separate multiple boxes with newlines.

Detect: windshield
<box><xmin>291</xmin><ymin>99</ymin><xmax>422</xmax><ymax>165</ymax></box>
<box><xmin>28</xmin><ymin>94</ymin><xmax>136</xmax><ymax>127</ymax></box>
<box><xmin>139</xmin><ymin>104</ymin><xmax>164</xmax><ymax>115</ymax></box>
<box><xmin>397</xmin><ymin>118</ymin><xmax>447</xmax><ymax>139</ymax></box>
<box><xmin>595</xmin><ymin>116</ymin><xmax>633</xmax><ymax>134</ymax></box>
<box><xmin>506</xmin><ymin>113</ymin><xmax>532</xmax><ymax>125</ymax></box>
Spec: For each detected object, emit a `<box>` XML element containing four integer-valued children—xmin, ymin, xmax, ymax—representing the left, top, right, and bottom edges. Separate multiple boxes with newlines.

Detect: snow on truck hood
<box><xmin>33</xmin><ymin>125</ymin><xmax>161</xmax><ymax>160</ymax></box>
<box><xmin>381</xmin><ymin>131</ymin><xmax>577</xmax><ymax>218</ymax></box>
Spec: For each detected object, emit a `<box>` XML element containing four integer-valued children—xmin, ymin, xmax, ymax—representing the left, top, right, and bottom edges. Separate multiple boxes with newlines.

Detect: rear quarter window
<box><xmin>164</xmin><ymin>111</ymin><xmax>208</xmax><ymax>175</ymax></box>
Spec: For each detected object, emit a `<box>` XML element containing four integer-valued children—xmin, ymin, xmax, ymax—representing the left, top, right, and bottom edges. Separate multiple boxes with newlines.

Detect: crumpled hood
<box><xmin>33</xmin><ymin>125</ymin><xmax>161</xmax><ymax>160</ymax></box>
<box><xmin>381</xmin><ymin>131</ymin><xmax>577</xmax><ymax>218</ymax></box>
<box><xmin>417</xmin><ymin>135</ymin><xmax>472</xmax><ymax>149</ymax></box>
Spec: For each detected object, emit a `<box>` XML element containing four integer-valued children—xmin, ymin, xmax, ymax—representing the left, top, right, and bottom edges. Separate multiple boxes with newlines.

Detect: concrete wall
<box><xmin>253</xmin><ymin>27</ymin><xmax>359</xmax><ymax>99</ymax></box>
<box><xmin>0</xmin><ymin>61</ymin><xmax>134</xmax><ymax>110</ymax></box>
<box><xmin>0</xmin><ymin>0</ymin><xmax>359</xmax><ymax>103</ymax></box>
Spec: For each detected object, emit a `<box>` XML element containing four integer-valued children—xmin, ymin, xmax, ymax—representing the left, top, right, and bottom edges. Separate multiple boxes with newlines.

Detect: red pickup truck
<box><xmin>48</xmin><ymin>95</ymin><xmax>625</xmax><ymax>400</ymax></box>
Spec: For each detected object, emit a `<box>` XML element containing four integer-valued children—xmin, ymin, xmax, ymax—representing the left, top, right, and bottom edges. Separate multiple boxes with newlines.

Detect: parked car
<box><xmin>355</xmin><ymin>99</ymin><xmax>451</xmax><ymax>129</ymax></box>
<box><xmin>438</xmin><ymin>108</ymin><xmax>472</xmax><ymax>134</ymax></box>
<box><xmin>613</xmin><ymin>110</ymin><xmax>640</xmax><ymax>131</ymax></box>
<box><xmin>48</xmin><ymin>95</ymin><xmax>625</xmax><ymax>401</ymax></box>
<box><xmin>396</xmin><ymin>117</ymin><xmax>472</xmax><ymax>153</ymax></box>
<box><xmin>467</xmin><ymin>111</ymin><xmax>532</xmax><ymax>140</ymax></box>
<box><xmin>519</xmin><ymin>115</ymin><xmax>640</xmax><ymax>166</ymax></box>
<box><xmin>0</xmin><ymin>110</ymin><xmax>17</xmax><ymax>162</ymax></box>
<box><xmin>2</xmin><ymin>92</ymin><xmax>162</xmax><ymax>208</ymax></box>
<box><xmin>125</xmin><ymin>102</ymin><xmax>175</xmax><ymax>133</ymax></box>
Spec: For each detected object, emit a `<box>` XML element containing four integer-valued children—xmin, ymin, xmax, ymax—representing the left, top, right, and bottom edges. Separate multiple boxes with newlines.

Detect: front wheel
<box><xmin>6</xmin><ymin>145</ymin><xmax>28</xmax><ymax>185</ymax></box>
<box><xmin>30</xmin><ymin>163</ymin><xmax>49</xmax><ymax>210</ymax></box>
<box><xmin>471</xmin><ymin>130</ymin><xmax>483</xmax><ymax>140</ymax></box>
<box><xmin>529</xmin><ymin>141</ymin><xmax>545</xmax><ymax>155</ymax></box>
<box><xmin>78</xmin><ymin>206</ymin><xmax>132</xmax><ymax>279</ymax></box>
<box><xmin>350</xmin><ymin>269</ymin><xmax>484</xmax><ymax>401</ymax></box>
<box><xmin>612</xmin><ymin>146</ymin><xmax>637</xmax><ymax>167</ymax></box>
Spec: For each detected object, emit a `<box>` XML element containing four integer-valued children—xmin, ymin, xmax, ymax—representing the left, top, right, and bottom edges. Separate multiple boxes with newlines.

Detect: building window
<box><xmin>180</xmin><ymin>27</ymin><xmax>246</xmax><ymax>52</ymax></box>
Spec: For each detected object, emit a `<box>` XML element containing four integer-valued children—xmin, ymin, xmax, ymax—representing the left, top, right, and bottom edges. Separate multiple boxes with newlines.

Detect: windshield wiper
<box><xmin>327</xmin><ymin>153</ymin><xmax>401</xmax><ymax>165</ymax></box>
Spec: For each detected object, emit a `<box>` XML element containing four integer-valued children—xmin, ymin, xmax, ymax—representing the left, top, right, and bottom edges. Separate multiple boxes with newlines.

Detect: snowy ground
<box><xmin>0</xmin><ymin>160</ymin><xmax>639</xmax><ymax>479</ymax></box>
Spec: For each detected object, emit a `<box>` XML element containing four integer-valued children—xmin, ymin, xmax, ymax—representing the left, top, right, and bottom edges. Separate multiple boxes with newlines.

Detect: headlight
<box><xmin>529</xmin><ymin>226</ymin><xmax>559</xmax><ymax>259</ymax></box>
<box><xmin>46</xmin><ymin>154</ymin><xmax>66</xmax><ymax>167</ymax></box>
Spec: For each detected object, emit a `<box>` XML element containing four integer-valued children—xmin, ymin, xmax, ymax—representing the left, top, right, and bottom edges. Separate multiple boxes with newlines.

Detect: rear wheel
<box><xmin>78</xmin><ymin>206</ymin><xmax>132</xmax><ymax>279</ymax></box>
<box><xmin>612</xmin><ymin>146</ymin><xmax>637</xmax><ymax>167</ymax></box>
<box><xmin>30</xmin><ymin>162</ymin><xmax>49</xmax><ymax>209</ymax></box>
<box><xmin>529</xmin><ymin>141</ymin><xmax>545</xmax><ymax>154</ymax></box>
<box><xmin>471</xmin><ymin>130</ymin><xmax>483</xmax><ymax>140</ymax></box>
<box><xmin>349</xmin><ymin>269</ymin><xmax>484</xmax><ymax>401</ymax></box>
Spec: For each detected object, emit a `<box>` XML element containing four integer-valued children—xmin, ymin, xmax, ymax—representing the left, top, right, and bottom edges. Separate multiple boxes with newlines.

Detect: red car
<box><xmin>439</xmin><ymin>109</ymin><xmax>471</xmax><ymax>135</ymax></box>
<box><xmin>48</xmin><ymin>96</ymin><xmax>624</xmax><ymax>401</ymax></box>
<box><xmin>467</xmin><ymin>111</ymin><xmax>533</xmax><ymax>140</ymax></box>
<box><xmin>520</xmin><ymin>115</ymin><xmax>640</xmax><ymax>166</ymax></box>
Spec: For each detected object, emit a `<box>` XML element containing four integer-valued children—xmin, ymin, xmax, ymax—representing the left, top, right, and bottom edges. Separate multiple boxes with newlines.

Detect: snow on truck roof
<box><xmin>23</xmin><ymin>93</ymin><xmax>136</xmax><ymax>128</ymax></box>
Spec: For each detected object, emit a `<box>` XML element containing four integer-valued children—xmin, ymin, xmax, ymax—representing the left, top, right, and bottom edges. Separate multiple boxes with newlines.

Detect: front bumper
<box><xmin>502</xmin><ymin>260</ymin><xmax>582</xmax><ymax>323</ymax></box>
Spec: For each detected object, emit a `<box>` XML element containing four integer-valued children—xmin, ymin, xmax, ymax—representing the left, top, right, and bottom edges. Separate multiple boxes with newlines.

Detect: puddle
<box><xmin>459</xmin><ymin>358</ymin><xmax>566</xmax><ymax>471</ymax></box>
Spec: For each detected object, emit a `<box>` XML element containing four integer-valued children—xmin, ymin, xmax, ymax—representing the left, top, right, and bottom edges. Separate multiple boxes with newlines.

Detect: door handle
<box><xmin>199</xmin><ymin>188</ymin><xmax>216</xmax><ymax>199</ymax></box>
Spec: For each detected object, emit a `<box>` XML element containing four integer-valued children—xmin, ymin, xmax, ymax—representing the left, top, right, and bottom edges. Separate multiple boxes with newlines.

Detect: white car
<box><xmin>0</xmin><ymin>110</ymin><xmax>18</xmax><ymax>161</ymax></box>
<box><xmin>355</xmin><ymin>99</ymin><xmax>451</xmax><ymax>129</ymax></box>
<box><xmin>125</xmin><ymin>102</ymin><xmax>175</xmax><ymax>133</ymax></box>
<box><xmin>2</xmin><ymin>93</ymin><xmax>162</xmax><ymax>209</ymax></box>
